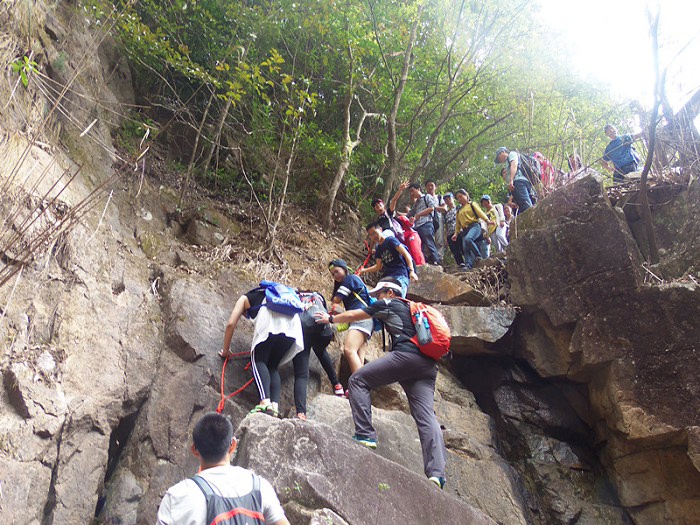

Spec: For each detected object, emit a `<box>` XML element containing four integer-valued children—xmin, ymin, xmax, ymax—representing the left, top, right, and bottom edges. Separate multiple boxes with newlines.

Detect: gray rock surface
<box><xmin>437</xmin><ymin>304</ymin><xmax>516</xmax><ymax>355</ymax></box>
<box><xmin>236</xmin><ymin>414</ymin><xmax>498</xmax><ymax>525</ymax></box>
<box><xmin>409</xmin><ymin>264</ymin><xmax>486</xmax><ymax>305</ymax></box>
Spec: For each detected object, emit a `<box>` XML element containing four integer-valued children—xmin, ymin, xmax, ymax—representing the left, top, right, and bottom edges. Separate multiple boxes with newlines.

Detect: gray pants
<box><xmin>348</xmin><ymin>350</ymin><xmax>446</xmax><ymax>478</ymax></box>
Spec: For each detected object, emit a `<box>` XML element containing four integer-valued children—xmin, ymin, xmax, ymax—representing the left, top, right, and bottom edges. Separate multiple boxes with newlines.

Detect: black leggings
<box><xmin>252</xmin><ymin>334</ymin><xmax>294</xmax><ymax>403</ymax></box>
<box><xmin>292</xmin><ymin>333</ymin><xmax>338</xmax><ymax>414</ymax></box>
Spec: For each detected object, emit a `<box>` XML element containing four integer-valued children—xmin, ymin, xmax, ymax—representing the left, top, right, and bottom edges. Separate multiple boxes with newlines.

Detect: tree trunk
<box><xmin>382</xmin><ymin>4</ymin><xmax>424</xmax><ymax>201</ymax></box>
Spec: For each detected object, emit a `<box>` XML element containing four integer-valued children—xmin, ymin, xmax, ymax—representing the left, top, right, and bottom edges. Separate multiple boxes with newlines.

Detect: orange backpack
<box><xmin>397</xmin><ymin>298</ymin><xmax>451</xmax><ymax>360</ymax></box>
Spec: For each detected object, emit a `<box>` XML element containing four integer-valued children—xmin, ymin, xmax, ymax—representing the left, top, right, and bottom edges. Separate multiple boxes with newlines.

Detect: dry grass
<box><xmin>457</xmin><ymin>258</ymin><xmax>512</xmax><ymax>306</ymax></box>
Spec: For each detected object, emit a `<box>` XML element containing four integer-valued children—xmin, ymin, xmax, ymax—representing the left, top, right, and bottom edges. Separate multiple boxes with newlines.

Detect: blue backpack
<box><xmin>248</xmin><ymin>281</ymin><xmax>303</xmax><ymax>317</ymax></box>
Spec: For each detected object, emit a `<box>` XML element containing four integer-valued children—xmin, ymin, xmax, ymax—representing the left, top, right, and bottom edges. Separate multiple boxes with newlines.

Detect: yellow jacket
<box><xmin>455</xmin><ymin>202</ymin><xmax>489</xmax><ymax>232</ymax></box>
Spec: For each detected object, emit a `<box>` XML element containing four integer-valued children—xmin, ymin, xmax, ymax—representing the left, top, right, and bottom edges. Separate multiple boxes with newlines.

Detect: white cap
<box><xmin>367</xmin><ymin>280</ymin><xmax>403</xmax><ymax>296</ymax></box>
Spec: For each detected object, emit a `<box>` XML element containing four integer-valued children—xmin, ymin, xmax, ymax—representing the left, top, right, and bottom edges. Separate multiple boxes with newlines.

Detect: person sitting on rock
<box><xmin>293</xmin><ymin>291</ymin><xmax>345</xmax><ymax>421</ymax></box>
<box><xmin>358</xmin><ymin>222</ymin><xmax>417</xmax><ymax>297</ymax></box>
<box><xmin>315</xmin><ymin>277</ymin><xmax>448</xmax><ymax>490</ymax></box>
<box><xmin>156</xmin><ymin>411</ymin><xmax>290</xmax><ymax>525</ymax></box>
<box><xmin>220</xmin><ymin>286</ymin><xmax>304</xmax><ymax>417</ymax></box>
<box><xmin>328</xmin><ymin>259</ymin><xmax>374</xmax><ymax>376</ymax></box>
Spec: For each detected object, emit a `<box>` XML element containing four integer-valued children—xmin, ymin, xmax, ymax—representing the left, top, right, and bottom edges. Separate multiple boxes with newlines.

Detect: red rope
<box><xmin>355</xmin><ymin>240</ymin><xmax>372</xmax><ymax>275</ymax></box>
<box><xmin>216</xmin><ymin>352</ymin><xmax>254</xmax><ymax>413</ymax></box>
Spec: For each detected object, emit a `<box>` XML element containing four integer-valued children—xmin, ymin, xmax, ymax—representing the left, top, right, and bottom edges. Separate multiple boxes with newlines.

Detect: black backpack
<box><xmin>423</xmin><ymin>195</ymin><xmax>442</xmax><ymax>231</ymax></box>
<box><xmin>516</xmin><ymin>153</ymin><xmax>542</xmax><ymax>188</ymax></box>
<box><xmin>190</xmin><ymin>473</ymin><xmax>264</xmax><ymax>525</ymax></box>
<box><xmin>298</xmin><ymin>292</ymin><xmax>333</xmax><ymax>337</ymax></box>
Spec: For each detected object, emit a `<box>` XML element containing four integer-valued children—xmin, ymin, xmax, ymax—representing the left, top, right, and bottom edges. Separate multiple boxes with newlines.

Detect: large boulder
<box><xmin>409</xmin><ymin>264</ymin><xmax>486</xmax><ymax>305</ymax></box>
<box><xmin>308</xmin><ymin>372</ymin><xmax>530</xmax><ymax>525</ymax></box>
<box><xmin>236</xmin><ymin>414</ymin><xmax>498</xmax><ymax>525</ymax></box>
<box><xmin>162</xmin><ymin>276</ymin><xmax>239</xmax><ymax>361</ymax></box>
<box><xmin>436</xmin><ymin>305</ymin><xmax>516</xmax><ymax>355</ymax></box>
<box><xmin>508</xmin><ymin>175</ymin><xmax>643</xmax><ymax>326</ymax></box>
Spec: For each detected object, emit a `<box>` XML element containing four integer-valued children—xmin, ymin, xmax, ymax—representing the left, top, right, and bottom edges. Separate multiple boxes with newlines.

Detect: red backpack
<box><xmin>397</xmin><ymin>298</ymin><xmax>451</xmax><ymax>360</ymax></box>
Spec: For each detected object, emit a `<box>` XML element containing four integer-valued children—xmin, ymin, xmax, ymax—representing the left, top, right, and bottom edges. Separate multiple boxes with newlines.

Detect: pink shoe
<box><xmin>334</xmin><ymin>384</ymin><xmax>345</xmax><ymax>397</ymax></box>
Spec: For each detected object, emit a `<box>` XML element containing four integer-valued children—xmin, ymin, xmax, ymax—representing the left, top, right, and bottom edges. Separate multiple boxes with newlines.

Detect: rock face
<box><xmin>437</xmin><ymin>305</ymin><xmax>516</xmax><ymax>355</ymax></box>
<box><xmin>409</xmin><ymin>264</ymin><xmax>486</xmax><ymax>305</ymax></box>
<box><xmin>236</xmin><ymin>415</ymin><xmax>498</xmax><ymax>525</ymax></box>
<box><xmin>506</xmin><ymin>175</ymin><xmax>700</xmax><ymax>524</ymax></box>
<box><xmin>508</xmin><ymin>174</ymin><xmax>643</xmax><ymax>325</ymax></box>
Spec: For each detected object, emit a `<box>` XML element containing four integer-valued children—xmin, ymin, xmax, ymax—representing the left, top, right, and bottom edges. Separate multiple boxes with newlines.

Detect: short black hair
<box><xmin>366</xmin><ymin>222</ymin><xmax>383</xmax><ymax>231</ymax></box>
<box><xmin>425</xmin><ymin>179</ymin><xmax>436</xmax><ymax>186</ymax></box>
<box><xmin>408</xmin><ymin>182</ymin><xmax>421</xmax><ymax>190</ymax></box>
<box><xmin>193</xmin><ymin>412</ymin><xmax>234</xmax><ymax>463</ymax></box>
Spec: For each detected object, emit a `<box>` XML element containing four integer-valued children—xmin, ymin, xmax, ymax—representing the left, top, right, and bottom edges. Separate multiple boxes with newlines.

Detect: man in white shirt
<box><xmin>156</xmin><ymin>412</ymin><xmax>289</xmax><ymax>525</ymax></box>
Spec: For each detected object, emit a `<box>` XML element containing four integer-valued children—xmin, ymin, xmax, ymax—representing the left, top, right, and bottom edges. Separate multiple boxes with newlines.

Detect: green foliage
<box><xmin>11</xmin><ymin>56</ymin><xmax>38</xmax><ymax>87</ymax></box>
<box><xmin>93</xmin><ymin>0</ymin><xmax>631</xmax><ymax>216</ymax></box>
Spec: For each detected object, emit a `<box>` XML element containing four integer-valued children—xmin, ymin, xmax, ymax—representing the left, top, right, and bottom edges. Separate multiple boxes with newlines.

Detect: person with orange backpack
<box><xmin>315</xmin><ymin>276</ymin><xmax>448</xmax><ymax>490</ymax></box>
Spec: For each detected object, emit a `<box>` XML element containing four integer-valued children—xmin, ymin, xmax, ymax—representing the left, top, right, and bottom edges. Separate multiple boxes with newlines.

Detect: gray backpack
<box><xmin>190</xmin><ymin>473</ymin><xmax>264</xmax><ymax>525</ymax></box>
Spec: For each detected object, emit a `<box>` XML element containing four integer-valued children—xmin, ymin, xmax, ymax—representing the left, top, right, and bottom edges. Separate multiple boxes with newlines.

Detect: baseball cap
<box><xmin>494</xmin><ymin>147</ymin><xmax>508</xmax><ymax>164</ymax></box>
<box><xmin>367</xmin><ymin>279</ymin><xmax>403</xmax><ymax>296</ymax></box>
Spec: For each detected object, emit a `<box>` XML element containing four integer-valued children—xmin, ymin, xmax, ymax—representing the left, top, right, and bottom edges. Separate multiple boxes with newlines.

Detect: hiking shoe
<box><xmin>249</xmin><ymin>404</ymin><xmax>278</xmax><ymax>418</ymax></box>
<box><xmin>333</xmin><ymin>384</ymin><xmax>345</xmax><ymax>397</ymax></box>
<box><xmin>352</xmin><ymin>434</ymin><xmax>377</xmax><ymax>449</ymax></box>
<box><xmin>429</xmin><ymin>476</ymin><xmax>446</xmax><ymax>490</ymax></box>
<box><xmin>296</xmin><ymin>412</ymin><xmax>307</xmax><ymax>421</ymax></box>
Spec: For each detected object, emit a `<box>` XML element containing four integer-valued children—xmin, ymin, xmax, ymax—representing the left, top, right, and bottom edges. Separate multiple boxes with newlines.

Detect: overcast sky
<box><xmin>537</xmin><ymin>0</ymin><xmax>700</xmax><ymax>114</ymax></box>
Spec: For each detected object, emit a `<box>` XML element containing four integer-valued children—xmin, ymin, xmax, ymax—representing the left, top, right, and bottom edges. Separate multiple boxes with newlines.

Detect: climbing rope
<box><xmin>216</xmin><ymin>351</ymin><xmax>254</xmax><ymax>413</ymax></box>
<box><xmin>355</xmin><ymin>240</ymin><xmax>372</xmax><ymax>275</ymax></box>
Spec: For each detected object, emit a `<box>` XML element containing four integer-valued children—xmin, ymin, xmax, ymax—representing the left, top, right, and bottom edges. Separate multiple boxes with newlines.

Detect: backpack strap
<box><xmin>352</xmin><ymin>291</ymin><xmax>368</xmax><ymax>307</ymax></box>
<box><xmin>190</xmin><ymin>474</ymin><xmax>216</xmax><ymax>498</ymax></box>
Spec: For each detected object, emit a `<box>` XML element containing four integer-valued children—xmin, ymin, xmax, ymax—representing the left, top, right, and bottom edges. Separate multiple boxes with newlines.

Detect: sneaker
<box><xmin>344</xmin><ymin>389</ymin><xmax>350</xmax><ymax>399</ymax></box>
<box><xmin>333</xmin><ymin>384</ymin><xmax>345</xmax><ymax>397</ymax></box>
<box><xmin>352</xmin><ymin>434</ymin><xmax>377</xmax><ymax>449</ymax></box>
<box><xmin>429</xmin><ymin>476</ymin><xmax>446</xmax><ymax>489</ymax></box>
<box><xmin>249</xmin><ymin>404</ymin><xmax>278</xmax><ymax>418</ymax></box>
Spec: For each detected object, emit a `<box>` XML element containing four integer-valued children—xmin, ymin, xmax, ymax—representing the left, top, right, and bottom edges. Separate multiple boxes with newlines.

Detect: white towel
<box><xmin>250</xmin><ymin>301</ymin><xmax>304</xmax><ymax>365</ymax></box>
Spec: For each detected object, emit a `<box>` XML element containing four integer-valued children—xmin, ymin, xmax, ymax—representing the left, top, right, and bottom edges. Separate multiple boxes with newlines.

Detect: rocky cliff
<box><xmin>1</xmin><ymin>3</ymin><xmax>698</xmax><ymax>525</ymax></box>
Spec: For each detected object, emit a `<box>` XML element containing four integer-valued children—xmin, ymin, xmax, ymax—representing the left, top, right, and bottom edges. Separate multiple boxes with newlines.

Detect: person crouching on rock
<box><xmin>315</xmin><ymin>276</ymin><xmax>448</xmax><ymax>490</ymax></box>
<box><xmin>156</xmin><ymin>411</ymin><xmax>290</xmax><ymax>525</ymax></box>
<box><xmin>220</xmin><ymin>286</ymin><xmax>304</xmax><ymax>417</ymax></box>
<box><xmin>327</xmin><ymin>259</ymin><xmax>374</xmax><ymax>379</ymax></box>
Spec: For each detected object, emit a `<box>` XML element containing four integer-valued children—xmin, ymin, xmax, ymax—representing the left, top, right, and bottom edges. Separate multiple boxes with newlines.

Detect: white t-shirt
<box><xmin>156</xmin><ymin>465</ymin><xmax>286</xmax><ymax>525</ymax></box>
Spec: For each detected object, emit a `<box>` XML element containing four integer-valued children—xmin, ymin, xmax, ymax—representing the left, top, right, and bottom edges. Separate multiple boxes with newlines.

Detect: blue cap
<box><xmin>443</xmin><ymin>192</ymin><xmax>454</xmax><ymax>198</ymax></box>
<box><xmin>481</xmin><ymin>194</ymin><xmax>491</xmax><ymax>202</ymax></box>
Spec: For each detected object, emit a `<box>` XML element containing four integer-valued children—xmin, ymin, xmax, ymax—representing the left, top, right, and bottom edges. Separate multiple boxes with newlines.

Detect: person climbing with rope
<box><xmin>220</xmin><ymin>284</ymin><xmax>304</xmax><ymax>417</ymax></box>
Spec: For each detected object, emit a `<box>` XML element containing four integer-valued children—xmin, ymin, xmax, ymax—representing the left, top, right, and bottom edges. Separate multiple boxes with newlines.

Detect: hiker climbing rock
<box><xmin>293</xmin><ymin>290</ymin><xmax>345</xmax><ymax>420</ymax></box>
<box><xmin>425</xmin><ymin>180</ymin><xmax>447</xmax><ymax>260</ymax></box>
<box><xmin>220</xmin><ymin>282</ymin><xmax>304</xmax><ymax>417</ymax></box>
<box><xmin>602</xmin><ymin>124</ymin><xmax>644</xmax><ymax>183</ymax></box>
<box><xmin>327</xmin><ymin>259</ymin><xmax>374</xmax><ymax>377</ymax></box>
<box><xmin>315</xmin><ymin>277</ymin><xmax>448</xmax><ymax>490</ymax></box>
<box><xmin>495</xmin><ymin>146</ymin><xmax>537</xmax><ymax>213</ymax></box>
<box><xmin>156</xmin><ymin>412</ymin><xmax>290</xmax><ymax>525</ymax></box>
<box><xmin>397</xmin><ymin>181</ymin><xmax>442</xmax><ymax>265</ymax></box>
<box><xmin>451</xmin><ymin>190</ymin><xmax>494</xmax><ymax>270</ymax></box>
<box><xmin>358</xmin><ymin>222</ymin><xmax>417</xmax><ymax>297</ymax></box>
